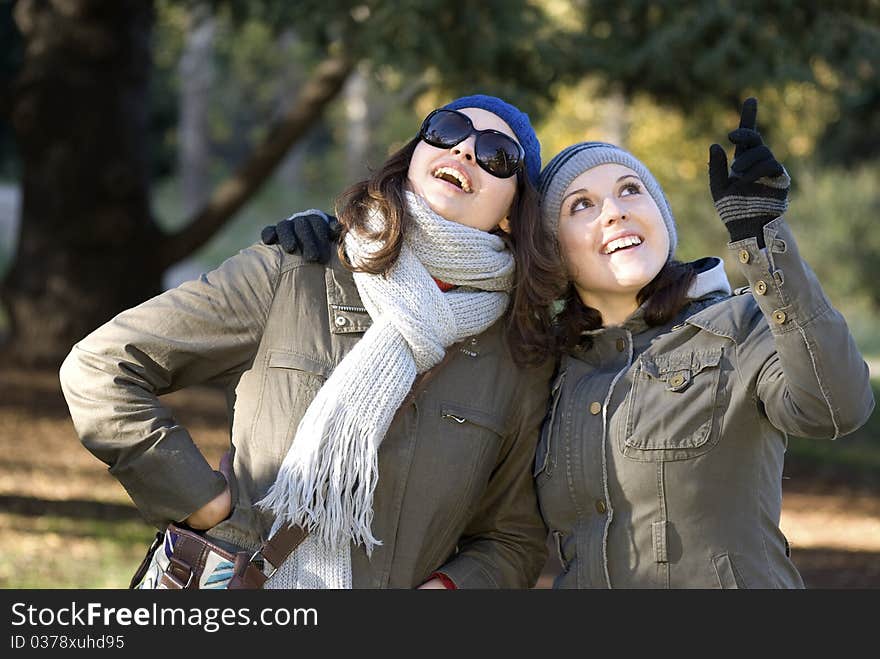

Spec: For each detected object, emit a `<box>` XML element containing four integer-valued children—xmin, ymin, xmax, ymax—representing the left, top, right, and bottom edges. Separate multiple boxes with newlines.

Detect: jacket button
<box><xmin>334</xmin><ymin>316</ymin><xmax>347</xmax><ymax>327</ymax></box>
<box><xmin>772</xmin><ymin>310</ymin><xmax>787</xmax><ymax>324</ymax></box>
<box><xmin>739</xmin><ymin>249</ymin><xmax>750</xmax><ymax>264</ymax></box>
<box><xmin>754</xmin><ymin>280</ymin><xmax>767</xmax><ymax>295</ymax></box>
<box><xmin>595</xmin><ymin>500</ymin><xmax>607</xmax><ymax>514</ymax></box>
<box><xmin>589</xmin><ymin>401</ymin><xmax>601</xmax><ymax>415</ymax></box>
<box><xmin>669</xmin><ymin>374</ymin><xmax>685</xmax><ymax>388</ymax></box>
<box><xmin>616</xmin><ymin>338</ymin><xmax>625</xmax><ymax>352</ymax></box>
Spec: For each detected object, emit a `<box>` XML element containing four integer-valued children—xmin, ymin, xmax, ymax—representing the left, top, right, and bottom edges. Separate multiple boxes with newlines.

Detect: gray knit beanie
<box><xmin>537</xmin><ymin>142</ymin><xmax>677</xmax><ymax>259</ymax></box>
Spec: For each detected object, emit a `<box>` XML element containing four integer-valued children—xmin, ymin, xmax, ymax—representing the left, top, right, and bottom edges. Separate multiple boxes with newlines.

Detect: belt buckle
<box><xmin>249</xmin><ymin>549</ymin><xmax>276</xmax><ymax>579</ymax></box>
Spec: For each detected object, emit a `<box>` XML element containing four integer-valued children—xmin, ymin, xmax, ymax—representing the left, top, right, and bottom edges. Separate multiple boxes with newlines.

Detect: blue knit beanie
<box><xmin>538</xmin><ymin>142</ymin><xmax>677</xmax><ymax>260</ymax></box>
<box><xmin>441</xmin><ymin>94</ymin><xmax>541</xmax><ymax>185</ymax></box>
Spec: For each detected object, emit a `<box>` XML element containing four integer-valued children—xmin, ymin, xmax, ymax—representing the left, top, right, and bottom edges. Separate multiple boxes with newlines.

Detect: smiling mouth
<box><xmin>603</xmin><ymin>235</ymin><xmax>643</xmax><ymax>255</ymax></box>
<box><xmin>432</xmin><ymin>166</ymin><xmax>472</xmax><ymax>193</ymax></box>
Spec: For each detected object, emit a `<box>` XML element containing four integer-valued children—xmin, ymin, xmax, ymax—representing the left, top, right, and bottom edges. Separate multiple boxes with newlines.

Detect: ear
<box><xmin>498</xmin><ymin>216</ymin><xmax>511</xmax><ymax>233</ymax></box>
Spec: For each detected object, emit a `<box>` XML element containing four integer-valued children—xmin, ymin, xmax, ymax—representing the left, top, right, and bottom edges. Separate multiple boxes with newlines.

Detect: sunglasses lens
<box><xmin>475</xmin><ymin>133</ymin><xmax>522</xmax><ymax>178</ymax></box>
<box><xmin>419</xmin><ymin>108</ymin><xmax>523</xmax><ymax>179</ymax></box>
<box><xmin>421</xmin><ymin>110</ymin><xmax>471</xmax><ymax>148</ymax></box>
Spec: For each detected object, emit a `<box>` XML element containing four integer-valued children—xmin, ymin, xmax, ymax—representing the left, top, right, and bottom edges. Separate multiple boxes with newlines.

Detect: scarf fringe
<box><xmin>258</xmin><ymin>385</ymin><xmax>385</xmax><ymax>555</ymax></box>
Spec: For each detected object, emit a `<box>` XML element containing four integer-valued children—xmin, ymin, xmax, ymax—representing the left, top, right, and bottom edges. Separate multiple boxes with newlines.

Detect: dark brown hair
<box><xmin>335</xmin><ymin>138</ymin><xmax>418</xmax><ymax>275</ymax></box>
<box><xmin>554</xmin><ymin>260</ymin><xmax>698</xmax><ymax>352</ymax></box>
<box><xmin>334</xmin><ymin>137</ymin><xmax>563</xmax><ymax>366</ymax></box>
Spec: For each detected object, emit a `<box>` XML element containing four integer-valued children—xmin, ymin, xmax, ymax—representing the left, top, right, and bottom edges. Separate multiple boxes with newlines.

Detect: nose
<box><xmin>599</xmin><ymin>197</ymin><xmax>627</xmax><ymax>226</ymax></box>
<box><xmin>451</xmin><ymin>135</ymin><xmax>477</xmax><ymax>164</ymax></box>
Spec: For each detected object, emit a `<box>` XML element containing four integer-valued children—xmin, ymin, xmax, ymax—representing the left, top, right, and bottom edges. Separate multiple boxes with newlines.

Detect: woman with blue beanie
<box><xmin>60</xmin><ymin>94</ymin><xmax>560</xmax><ymax>589</ymax></box>
<box><xmin>533</xmin><ymin>98</ymin><xmax>874</xmax><ymax>588</ymax></box>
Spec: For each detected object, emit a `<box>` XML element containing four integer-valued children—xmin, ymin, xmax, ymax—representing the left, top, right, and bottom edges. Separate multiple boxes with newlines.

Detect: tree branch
<box><xmin>158</xmin><ymin>51</ymin><xmax>355</xmax><ymax>269</ymax></box>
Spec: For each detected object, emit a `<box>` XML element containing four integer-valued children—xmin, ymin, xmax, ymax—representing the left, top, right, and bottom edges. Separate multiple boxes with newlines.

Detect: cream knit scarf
<box><xmin>258</xmin><ymin>191</ymin><xmax>515</xmax><ymax>588</ymax></box>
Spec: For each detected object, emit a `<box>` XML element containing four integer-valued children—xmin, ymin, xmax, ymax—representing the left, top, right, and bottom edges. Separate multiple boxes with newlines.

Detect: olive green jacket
<box><xmin>536</xmin><ymin>217</ymin><xmax>874</xmax><ymax>588</ymax></box>
<box><xmin>60</xmin><ymin>242</ymin><xmax>553</xmax><ymax>588</ymax></box>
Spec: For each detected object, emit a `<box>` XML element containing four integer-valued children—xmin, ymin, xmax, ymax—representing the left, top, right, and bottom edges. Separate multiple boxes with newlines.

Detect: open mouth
<box><xmin>602</xmin><ymin>235</ymin><xmax>643</xmax><ymax>255</ymax></box>
<box><xmin>432</xmin><ymin>166</ymin><xmax>472</xmax><ymax>193</ymax></box>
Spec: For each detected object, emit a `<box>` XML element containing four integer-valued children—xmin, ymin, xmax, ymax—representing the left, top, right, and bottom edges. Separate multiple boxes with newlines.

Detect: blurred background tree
<box><xmin>0</xmin><ymin>0</ymin><xmax>877</xmax><ymax>365</ymax></box>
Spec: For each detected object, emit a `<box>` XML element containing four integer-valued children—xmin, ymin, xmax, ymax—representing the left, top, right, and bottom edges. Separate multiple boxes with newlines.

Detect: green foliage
<box><xmin>569</xmin><ymin>1</ymin><xmax>874</xmax><ymax>99</ymax></box>
<box><xmin>232</xmin><ymin>0</ymin><xmax>565</xmax><ymax>116</ymax></box>
<box><xmin>787</xmin><ymin>161</ymin><xmax>880</xmax><ymax>311</ymax></box>
<box><xmin>560</xmin><ymin>1</ymin><xmax>880</xmax><ymax>163</ymax></box>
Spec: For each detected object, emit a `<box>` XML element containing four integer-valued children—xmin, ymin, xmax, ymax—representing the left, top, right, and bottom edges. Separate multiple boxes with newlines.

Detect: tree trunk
<box><xmin>1</xmin><ymin>1</ymin><xmax>354</xmax><ymax>368</ymax></box>
<box><xmin>178</xmin><ymin>5</ymin><xmax>215</xmax><ymax>216</ymax></box>
<box><xmin>2</xmin><ymin>0</ymin><xmax>162</xmax><ymax>367</ymax></box>
<box><xmin>344</xmin><ymin>66</ymin><xmax>369</xmax><ymax>182</ymax></box>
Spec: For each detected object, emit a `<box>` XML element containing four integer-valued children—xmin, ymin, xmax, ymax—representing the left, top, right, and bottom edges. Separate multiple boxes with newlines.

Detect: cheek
<box><xmin>641</xmin><ymin>204</ymin><xmax>669</xmax><ymax>250</ymax></box>
<box><xmin>639</xmin><ymin>237</ymin><xmax>669</xmax><ymax>283</ymax></box>
<box><xmin>558</xmin><ymin>226</ymin><xmax>594</xmax><ymax>276</ymax></box>
<box><xmin>479</xmin><ymin>177</ymin><xmax>517</xmax><ymax>221</ymax></box>
<box><xmin>489</xmin><ymin>177</ymin><xmax>517</xmax><ymax>208</ymax></box>
<box><xmin>660</xmin><ymin>231</ymin><xmax>670</xmax><ymax>258</ymax></box>
<box><xmin>407</xmin><ymin>143</ymin><xmax>430</xmax><ymax>180</ymax></box>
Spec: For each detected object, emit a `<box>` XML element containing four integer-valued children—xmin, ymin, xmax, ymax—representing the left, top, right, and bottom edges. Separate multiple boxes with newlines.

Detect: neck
<box><xmin>575</xmin><ymin>285</ymin><xmax>639</xmax><ymax>327</ymax></box>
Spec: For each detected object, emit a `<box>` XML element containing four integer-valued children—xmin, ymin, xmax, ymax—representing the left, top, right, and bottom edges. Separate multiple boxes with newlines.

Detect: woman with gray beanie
<box><xmin>533</xmin><ymin>98</ymin><xmax>874</xmax><ymax>588</ymax></box>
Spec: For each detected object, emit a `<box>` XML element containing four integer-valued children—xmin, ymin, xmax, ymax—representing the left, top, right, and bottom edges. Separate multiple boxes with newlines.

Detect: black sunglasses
<box><xmin>418</xmin><ymin>108</ymin><xmax>525</xmax><ymax>179</ymax></box>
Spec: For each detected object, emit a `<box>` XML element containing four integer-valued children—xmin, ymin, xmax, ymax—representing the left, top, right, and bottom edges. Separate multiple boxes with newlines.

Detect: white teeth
<box><xmin>433</xmin><ymin>166</ymin><xmax>472</xmax><ymax>192</ymax></box>
<box><xmin>603</xmin><ymin>235</ymin><xmax>642</xmax><ymax>254</ymax></box>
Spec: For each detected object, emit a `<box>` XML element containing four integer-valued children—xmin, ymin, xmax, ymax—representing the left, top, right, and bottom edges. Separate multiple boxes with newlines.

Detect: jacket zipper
<box><xmin>330</xmin><ymin>304</ymin><xmax>367</xmax><ymax>313</ymax></box>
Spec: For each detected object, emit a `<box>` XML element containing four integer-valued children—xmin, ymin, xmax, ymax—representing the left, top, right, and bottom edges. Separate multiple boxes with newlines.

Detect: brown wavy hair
<box><xmin>554</xmin><ymin>259</ymin><xmax>698</xmax><ymax>352</ymax></box>
<box><xmin>335</xmin><ymin>136</ymin><xmax>564</xmax><ymax>366</ymax></box>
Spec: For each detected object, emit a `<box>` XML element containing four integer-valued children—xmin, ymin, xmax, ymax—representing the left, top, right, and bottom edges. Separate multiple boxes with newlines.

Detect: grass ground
<box><xmin>1</xmin><ymin>367</ymin><xmax>878</xmax><ymax>589</ymax></box>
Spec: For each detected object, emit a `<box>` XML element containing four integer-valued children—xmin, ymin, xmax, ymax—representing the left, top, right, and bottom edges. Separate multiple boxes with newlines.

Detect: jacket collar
<box><xmin>684</xmin><ymin>256</ymin><xmax>731</xmax><ymax>300</ymax></box>
<box><xmin>581</xmin><ymin>256</ymin><xmax>731</xmax><ymax>339</ymax></box>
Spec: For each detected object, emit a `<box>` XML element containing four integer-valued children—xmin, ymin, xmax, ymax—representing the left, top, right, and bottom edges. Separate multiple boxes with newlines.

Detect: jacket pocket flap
<box><xmin>267</xmin><ymin>350</ymin><xmax>332</xmax><ymax>378</ymax></box>
<box><xmin>642</xmin><ymin>346</ymin><xmax>723</xmax><ymax>379</ymax></box>
<box><xmin>441</xmin><ymin>403</ymin><xmax>506</xmax><ymax>436</ymax></box>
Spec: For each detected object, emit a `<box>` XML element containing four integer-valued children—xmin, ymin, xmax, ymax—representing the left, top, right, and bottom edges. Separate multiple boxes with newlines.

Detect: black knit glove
<box><xmin>261</xmin><ymin>209</ymin><xmax>341</xmax><ymax>264</ymax></box>
<box><xmin>708</xmin><ymin>97</ymin><xmax>790</xmax><ymax>249</ymax></box>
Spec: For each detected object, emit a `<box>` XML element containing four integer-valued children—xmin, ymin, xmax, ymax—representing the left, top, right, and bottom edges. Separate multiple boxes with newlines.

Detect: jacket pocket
<box><xmin>440</xmin><ymin>402</ymin><xmax>507</xmax><ymax>438</ymax></box>
<box><xmin>712</xmin><ymin>552</ymin><xmax>747</xmax><ymax>589</ymax></box>
<box><xmin>251</xmin><ymin>349</ymin><xmax>333</xmax><ymax>464</ymax></box>
<box><xmin>534</xmin><ymin>369</ymin><xmax>567</xmax><ymax>478</ymax></box>
<box><xmin>266</xmin><ymin>350</ymin><xmax>333</xmax><ymax>377</ymax></box>
<box><xmin>620</xmin><ymin>346</ymin><xmax>725</xmax><ymax>462</ymax></box>
<box><xmin>428</xmin><ymin>402</ymin><xmax>507</xmax><ymax>545</ymax></box>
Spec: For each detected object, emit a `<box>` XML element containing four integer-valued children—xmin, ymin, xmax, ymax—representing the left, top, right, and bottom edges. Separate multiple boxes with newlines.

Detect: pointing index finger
<box><xmin>739</xmin><ymin>97</ymin><xmax>758</xmax><ymax>131</ymax></box>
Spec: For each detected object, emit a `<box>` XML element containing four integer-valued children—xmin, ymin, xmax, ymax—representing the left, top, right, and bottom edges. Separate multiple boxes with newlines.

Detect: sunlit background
<box><xmin>0</xmin><ymin>0</ymin><xmax>877</xmax><ymax>588</ymax></box>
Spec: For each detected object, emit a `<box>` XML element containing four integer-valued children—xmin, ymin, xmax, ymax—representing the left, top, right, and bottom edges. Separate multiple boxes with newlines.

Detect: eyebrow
<box><xmin>560</xmin><ymin>175</ymin><xmax>644</xmax><ymax>205</ymax></box>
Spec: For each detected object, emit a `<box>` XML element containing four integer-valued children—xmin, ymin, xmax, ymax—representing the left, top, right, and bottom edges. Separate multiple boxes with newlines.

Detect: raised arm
<box><xmin>709</xmin><ymin>98</ymin><xmax>874</xmax><ymax>439</ymax></box>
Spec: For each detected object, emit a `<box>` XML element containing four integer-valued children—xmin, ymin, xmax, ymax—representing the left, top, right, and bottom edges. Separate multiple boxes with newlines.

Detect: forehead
<box><xmin>564</xmin><ymin>163</ymin><xmax>640</xmax><ymax>195</ymax></box>
<box><xmin>457</xmin><ymin>107</ymin><xmax>518</xmax><ymax>143</ymax></box>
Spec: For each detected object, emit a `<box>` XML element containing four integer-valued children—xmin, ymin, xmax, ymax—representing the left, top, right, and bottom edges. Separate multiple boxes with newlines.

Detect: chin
<box><xmin>423</xmin><ymin>199</ymin><xmax>455</xmax><ymax>220</ymax></box>
<box><xmin>612</xmin><ymin>272</ymin><xmax>651</xmax><ymax>289</ymax></box>
<box><xmin>616</xmin><ymin>263</ymin><xmax>663</xmax><ymax>288</ymax></box>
